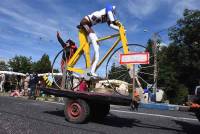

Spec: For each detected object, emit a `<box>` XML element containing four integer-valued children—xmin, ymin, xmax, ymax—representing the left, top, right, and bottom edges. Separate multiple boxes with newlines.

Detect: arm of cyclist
<box><xmin>57</xmin><ymin>31</ymin><xmax>68</xmax><ymax>48</ymax></box>
<box><xmin>107</xmin><ymin>11</ymin><xmax>119</xmax><ymax>31</ymax></box>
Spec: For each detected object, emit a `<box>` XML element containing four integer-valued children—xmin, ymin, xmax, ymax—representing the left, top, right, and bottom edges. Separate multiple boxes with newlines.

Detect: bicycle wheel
<box><xmin>51</xmin><ymin>48</ymin><xmax>82</xmax><ymax>90</ymax></box>
<box><xmin>106</xmin><ymin>44</ymin><xmax>156</xmax><ymax>96</ymax></box>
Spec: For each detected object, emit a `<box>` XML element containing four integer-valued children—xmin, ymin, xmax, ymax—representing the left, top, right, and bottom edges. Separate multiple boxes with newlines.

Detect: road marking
<box><xmin>43</xmin><ymin>100</ymin><xmax>64</xmax><ymax>105</ymax></box>
<box><xmin>42</xmin><ymin>100</ymin><xmax>198</xmax><ymax>122</ymax></box>
<box><xmin>111</xmin><ymin>109</ymin><xmax>199</xmax><ymax>122</ymax></box>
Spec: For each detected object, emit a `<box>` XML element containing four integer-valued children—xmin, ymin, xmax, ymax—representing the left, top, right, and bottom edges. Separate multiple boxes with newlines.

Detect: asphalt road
<box><xmin>0</xmin><ymin>96</ymin><xmax>200</xmax><ymax>134</ymax></box>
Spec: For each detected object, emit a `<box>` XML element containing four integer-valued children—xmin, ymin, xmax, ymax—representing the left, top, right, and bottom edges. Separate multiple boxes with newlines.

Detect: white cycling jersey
<box><xmin>86</xmin><ymin>8</ymin><xmax>118</xmax><ymax>30</ymax></box>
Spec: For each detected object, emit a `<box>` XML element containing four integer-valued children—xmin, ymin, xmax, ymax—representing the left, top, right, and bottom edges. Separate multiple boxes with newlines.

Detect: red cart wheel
<box><xmin>64</xmin><ymin>98</ymin><xmax>90</xmax><ymax>123</ymax></box>
<box><xmin>68</xmin><ymin>102</ymin><xmax>82</xmax><ymax>118</ymax></box>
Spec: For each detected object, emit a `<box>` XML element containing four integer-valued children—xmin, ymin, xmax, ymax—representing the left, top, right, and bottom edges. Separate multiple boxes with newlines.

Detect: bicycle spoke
<box><xmin>116</xmin><ymin>73</ymin><xmax>128</xmax><ymax>80</ymax></box>
<box><xmin>136</xmin><ymin>75</ymin><xmax>149</xmax><ymax>85</ymax></box>
<box><xmin>138</xmin><ymin>71</ymin><xmax>154</xmax><ymax>76</ymax></box>
<box><xmin>139</xmin><ymin>65</ymin><xmax>155</xmax><ymax>69</ymax></box>
<box><xmin>111</xmin><ymin>69</ymin><xmax>128</xmax><ymax>74</ymax></box>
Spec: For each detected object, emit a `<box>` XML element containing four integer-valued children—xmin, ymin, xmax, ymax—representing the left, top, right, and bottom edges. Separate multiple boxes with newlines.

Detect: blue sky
<box><xmin>0</xmin><ymin>0</ymin><xmax>199</xmax><ymax>65</ymax></box>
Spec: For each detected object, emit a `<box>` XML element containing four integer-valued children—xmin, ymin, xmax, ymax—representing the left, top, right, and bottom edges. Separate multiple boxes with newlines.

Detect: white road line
<box><xmin>43</xmin><ymin>100</ymin><xmax>64</xmax><ymax>105</ymax></box>
<box><xmin>43</xmin><ymin>100</ymin><xmax>198</xmax><ymax>122</ymax></box>
<box><xmin>111</xmin><ymin>109</ymin><xmax>198</xmax><ymax>122</ymax></box>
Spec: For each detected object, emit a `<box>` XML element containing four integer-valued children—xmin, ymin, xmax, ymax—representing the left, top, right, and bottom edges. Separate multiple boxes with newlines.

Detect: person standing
<box><xmin>78</xmin><ymin>79</ymin><xmax>88</xmax><ymax>92</ymax></box>
<box><xmin>131</xmin><ymin>90</ymin><xmax>141</xmax><ymax>111</ymax></box>
<box><xmin>24</xmin><ymin>73</ymin><xmax>30</xmax><ymax>96</ymax></box>
<box><xmin>0</xmin><ymin>73</ymin><xmax>5</xmax><ymax>92</ymax></box>
<box><xmin>29</xmin><ymin>73</ymin><xmax>39</xmax><ymax>99</ymax></box>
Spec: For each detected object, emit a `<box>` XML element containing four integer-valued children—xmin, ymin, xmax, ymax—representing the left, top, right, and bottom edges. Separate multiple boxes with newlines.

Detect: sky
<box><xmin>0</xmin><ymin>0</ymin><xmax>199</xmax><ymax>67</ymax></box>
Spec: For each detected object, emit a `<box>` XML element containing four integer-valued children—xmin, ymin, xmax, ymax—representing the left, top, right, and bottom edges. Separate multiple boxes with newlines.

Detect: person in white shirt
<box><xmin>0</xmin><ymin>73</ymin><xmax>5</xmax><ymax>92</ymax></box>
<box><xmin>78</xmin><ymin>5</ymin><xmax>119</xmax><ymax>77</ymax></box>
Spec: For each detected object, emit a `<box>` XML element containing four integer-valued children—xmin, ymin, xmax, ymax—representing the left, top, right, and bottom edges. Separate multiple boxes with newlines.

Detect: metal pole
<box><xmin>153</xmin><ymin>33</ymin><xmax>158</xmax><ymax>101</ymax></box>
<box><xmin>132</xmin><ymin>64</ymin><xmax>136</xmax><ymax>100</ymax></box>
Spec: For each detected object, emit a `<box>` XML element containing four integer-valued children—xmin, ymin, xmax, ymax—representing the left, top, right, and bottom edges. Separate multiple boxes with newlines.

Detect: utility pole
<box><xmin>152</xmin><ymin>33</ymin><xmax>158</xmax><ymax>101</ymax></box>
<box><xmin>132</xmin><ymin>65</ymin><xmax>135</xmax><ymax>101</ymax></box>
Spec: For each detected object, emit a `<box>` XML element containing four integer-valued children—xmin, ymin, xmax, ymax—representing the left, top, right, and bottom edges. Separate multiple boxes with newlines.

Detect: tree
<box><xmin>138</xmin><ymin>39</ymin><xmax>155</xmax><ymax>88</ymax></box>
<box><xmin>108</xmin><ymin>63</ymin><xmax>131</xmax><ymax>83</ymax></box>
<box><xmin>8</xmin><ymin>55</ymin><xmax>32</xmax><ymax>73</ymax></box>
<box><xmin>108</xmin><ymin>63</ymin><xmax>117</xmax><ymax>79</ymax></box>
<box><xmin>169</xmin><ymin>9</ymin><xmax>200</xmax><ymax>93</ymax></box>
<box><xmin>157</xmin><ymin>45</ymin><xmax>189</xmax><ymax>104</ymax></box>
<box><xmin>32</xmin><ymin>54</ymin><xmax>51</xmax><ymax>73</ymax></box>
<box><xmin>0</xmin><ymin>61</ymin><xmax>9</xmax><ymax>71</ymax></box>
<box><xmin>155</xmin><ymin>9</ymin><xmax>200</xmax><ymax>104</ymax></box>
<box><xmin>138</xmin><ymin>9</ymin><xmax>200</xmax><ymax>104</ymax></box>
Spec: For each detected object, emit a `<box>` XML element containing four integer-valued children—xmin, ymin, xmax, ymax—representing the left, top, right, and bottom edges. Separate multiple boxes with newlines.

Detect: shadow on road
<box><xmin>44</xmin><ymin>110</ymin><xmax>65</xmax><ymax>117</ymax></box>
<box><xmin>174</xmin><ymin>120</ymin><xmax>200</xmax><ymax>134</ymax></box>
<box><xmin>92</xmin><ymin>113</ymin><xmax>183</xmax><ymax>133</ymax></box>
<box><xmin>1</xmin><ymin>110</ymin><xmax>107</xmax><ymax>134</ymax></box>
<box><xmin>44</xmin><ymin>110</ymin><xmax>186</xmax><ymax>133</ymax></box>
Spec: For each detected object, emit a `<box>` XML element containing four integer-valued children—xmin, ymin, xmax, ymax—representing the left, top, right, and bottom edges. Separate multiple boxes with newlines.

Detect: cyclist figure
<box><xmin>79</xmin><ymin>5</ymin><xmax>119</xmax><ymax>77</ymax></box>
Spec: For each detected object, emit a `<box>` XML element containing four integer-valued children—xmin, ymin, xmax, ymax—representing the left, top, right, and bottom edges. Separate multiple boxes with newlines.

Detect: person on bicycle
<box><xmin>57</xmin><ymin>31</ymin><xmax>77</xmax><ymax>72</ymax></box>
<box><xmin>79</xmin><ymin>5</ymin><xmax>119</xmax><ymax>77</ymax></box>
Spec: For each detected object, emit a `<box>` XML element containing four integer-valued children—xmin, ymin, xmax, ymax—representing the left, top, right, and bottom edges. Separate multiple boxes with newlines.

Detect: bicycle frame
<box><xmin>66</xmin><ymin>22</ymin><xmax>129</xmax><ymax>74</ymax></box>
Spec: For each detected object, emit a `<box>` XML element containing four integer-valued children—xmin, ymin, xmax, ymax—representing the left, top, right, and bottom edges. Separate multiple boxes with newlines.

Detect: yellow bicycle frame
<box><xmin>66</xmin><ymin>22</ymin><xmax>129</xmax><ymax>74</ymax></box>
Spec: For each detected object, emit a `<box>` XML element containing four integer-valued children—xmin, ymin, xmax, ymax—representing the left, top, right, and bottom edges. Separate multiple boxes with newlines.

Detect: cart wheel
<box><xmin>64</xmin><ymin>98</ymin><xmax>90</xmax><ymax>123</ymax></box>
<box><xmin>90</xmin><ymin>103</ymin><xmax>110</xmax><ymax>120</ymax></box>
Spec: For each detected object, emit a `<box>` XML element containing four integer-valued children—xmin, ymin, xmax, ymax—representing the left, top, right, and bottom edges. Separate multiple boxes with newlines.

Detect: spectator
<box><xmin>0</xmin><ymin>73</ymin><xmax>5</xmax><ymax>92</ymax></box>
<box><xmin>78</xmin><ymin>79</ymin><xmax>88</xmax><ymax>92</ymax></box>
<box><xmin>10</xmin><ymin>86</ymin><xmax>21</xmax><ymax>97</ymax></box>
<box><xmin>35</xmin><ymin>79</ymin><xmax>41</xmax><ymax>97</ymax></box>
<box><xmin>16</xmin><ymin>75</ymin><xmax>21</xmax><ymax>92</ymax></box>
<box><xmin>29</xmin><ymin>73</ymin><xmax>39</xmax><ymax>99</ymax></box>
<box><xmin>24</xmin><ymin>73</ymin><xmax>30</xmax><ymax>96</ymax></box>
<box><xmin>19</xmin><ymin>76</ymin><xmax>25</xmax><ymax>94</ymax></box>
<box><xmin>131</xmin><ymin>90</ymin><xmax>141</xmax><ymax>111</ymax></box>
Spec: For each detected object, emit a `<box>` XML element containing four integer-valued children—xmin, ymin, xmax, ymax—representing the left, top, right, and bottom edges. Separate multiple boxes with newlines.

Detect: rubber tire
<box><xmin>90</xmin><ymin>103</ymin><xmax>110</xmax><ymax>120</ymax></box>
<box><xmin>64</xmin><ymin>98</ymin><xmax>90</xmax><ymax>123</ymax></box>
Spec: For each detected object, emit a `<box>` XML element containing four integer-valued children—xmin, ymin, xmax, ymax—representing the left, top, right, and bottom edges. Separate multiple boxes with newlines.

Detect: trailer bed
<box><xmin>40</xmin><ymin>87</ymin><xmax>132</xmax><ymax>106</ymax></box>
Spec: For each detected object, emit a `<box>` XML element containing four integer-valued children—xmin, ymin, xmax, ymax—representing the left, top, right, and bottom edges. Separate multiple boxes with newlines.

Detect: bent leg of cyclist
<box><xmin>80</xmin><ymin>18</ymin><xmax>99</xmax><ymax>77</ymax></box>
<box><xmin>89</xmin><ymin>33</ymin><xmax>99</xmax><ymax>77</ymax></box>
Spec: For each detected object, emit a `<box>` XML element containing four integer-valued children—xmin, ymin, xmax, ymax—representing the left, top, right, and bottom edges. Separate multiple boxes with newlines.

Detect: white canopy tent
<box><xmin>0</xmin><ymin>71</ymin><xmax>26</xmax><ymax>76</ymax></box>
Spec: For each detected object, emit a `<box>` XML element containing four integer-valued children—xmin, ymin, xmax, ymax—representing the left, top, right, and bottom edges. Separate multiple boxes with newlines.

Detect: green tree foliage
<box><xmin>138</xmin><ymin>39</ymin><xmax>155</xmax><ymax>87</ymax></box>
<box><xmin>108</xmin><ymin>63</ymin><xmax>131</xmax><ymax>83</ymax></box>
<box><xmin>0</xmin><ymin>61</ymin><xmax>9</xmax><ymax>71</ymax></box>
<box><xmin>7</xmin><ymin>54</ymin><xmax>52</xmax><ymax>74</ymax></box>
<box><xmin>53</xmin><ymin>69</ymin><xmax>59</xmax><ymax>73</ymax></box>
<box><xmin>168</xmin><ymin>9</ymin><xmax>200</xmax><ymax>93</ymax></box>
<box><xmin>8</xmin><ymin>55</ymin><xmax>32</xmax><ymax>73</ymax></box>
<box><xmin>156</xmin><ymin>9</ymin><xmax>200</xmax><ymax>104</ymax></box>
<box><xmin>32</xmin><ymin>54</ymin><xmax>51</xmax><ymax>73</ymax></box>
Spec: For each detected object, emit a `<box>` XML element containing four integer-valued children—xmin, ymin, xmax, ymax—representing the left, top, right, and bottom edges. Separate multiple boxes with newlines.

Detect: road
<box><xmin>0</xmin><ymin>96</ymin><xmax>200</xmax><ymax>134</ymax></box>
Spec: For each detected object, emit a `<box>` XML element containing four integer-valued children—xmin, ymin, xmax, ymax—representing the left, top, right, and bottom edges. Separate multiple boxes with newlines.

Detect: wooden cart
<box><xmin>40</xmin><ymin>87</ymin><xmax>132</xmax><ymax>123</ymax></box>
